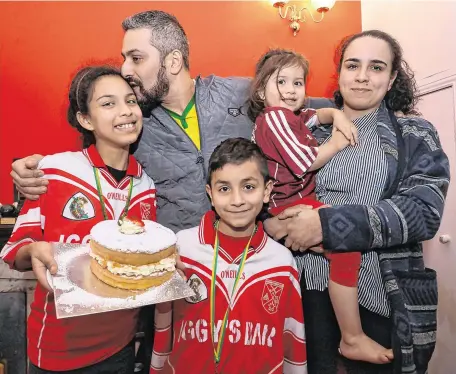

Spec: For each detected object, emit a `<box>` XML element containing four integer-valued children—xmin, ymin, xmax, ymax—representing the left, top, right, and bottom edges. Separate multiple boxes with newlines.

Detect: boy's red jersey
<box><xmin>151</xmin><ymin>211</ymin><xmax>307</xmax><ymax>374</ymax></box>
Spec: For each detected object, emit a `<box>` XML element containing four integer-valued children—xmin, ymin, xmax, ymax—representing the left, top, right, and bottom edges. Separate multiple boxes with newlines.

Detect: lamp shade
<box><xmin>271</xmin><ymin>0</ymin><xmax>289</xmax><ymax>7</ymax></box>
<box><xmin>310</xmin><ymin>0</ymin><xmax>336</xmax><ymax>12</ymax></box>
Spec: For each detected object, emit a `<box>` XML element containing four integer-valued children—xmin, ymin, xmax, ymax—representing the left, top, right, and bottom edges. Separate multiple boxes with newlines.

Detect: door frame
<box><xmin>418</xmin><ymin>68</ymin><xmax>456</xmax><ymax>128</ymax></box>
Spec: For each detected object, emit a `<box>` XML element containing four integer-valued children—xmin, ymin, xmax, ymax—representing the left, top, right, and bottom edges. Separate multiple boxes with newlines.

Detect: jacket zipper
<box><xmin>193</xmin><ymin>83</ymin><xmax>207</xmax><ymax>182</ymax></box>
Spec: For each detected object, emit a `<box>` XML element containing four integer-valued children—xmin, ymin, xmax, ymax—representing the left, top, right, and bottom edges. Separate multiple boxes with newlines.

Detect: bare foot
<box><xmin>339</xmin><ymin>334</ymin><xmax>394</xmax><ymax>364</ymax></box>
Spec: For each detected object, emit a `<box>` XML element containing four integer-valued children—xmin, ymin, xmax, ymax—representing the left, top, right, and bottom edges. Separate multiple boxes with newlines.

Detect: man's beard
<box><xmin>127</xmin><ymin>65</ymin><xmax>170</xmax><ymax>116</ymax></box>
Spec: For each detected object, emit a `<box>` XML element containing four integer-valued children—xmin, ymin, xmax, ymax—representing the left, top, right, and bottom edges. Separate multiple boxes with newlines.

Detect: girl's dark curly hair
<box><xmin>247</xmin><ymin>48</ymin><xmax>310</xmax><ymax>122</ymax></box>
<box><xmin>334</xmin><ymin>30</ymin><xmax>419</xmax><ymax>116</ymax></box>
<box><xmin>67</xmin><ymin>66</ymin><xmax>123</xmax><ymax>148</ymax></box>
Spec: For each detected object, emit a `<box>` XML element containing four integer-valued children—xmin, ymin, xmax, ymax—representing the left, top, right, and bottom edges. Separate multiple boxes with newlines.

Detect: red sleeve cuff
<box><xmin>1</xmin><ymin>240</ymin><xmax>33</xmax><ymax>269</ymax></box>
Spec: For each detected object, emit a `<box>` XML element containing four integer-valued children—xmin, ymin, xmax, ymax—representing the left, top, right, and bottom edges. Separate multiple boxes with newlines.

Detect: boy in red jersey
<box><xmin>151</xmin><ymin>138</ymin><xmax>306</xmax><ymax>374</ymax></box>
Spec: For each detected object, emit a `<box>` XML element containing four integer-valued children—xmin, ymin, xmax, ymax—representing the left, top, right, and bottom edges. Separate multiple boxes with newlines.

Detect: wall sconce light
<box><xmin>272</xmin><ymin>0</ymin><xmax>336</xmax><ymax>36</ymax></box>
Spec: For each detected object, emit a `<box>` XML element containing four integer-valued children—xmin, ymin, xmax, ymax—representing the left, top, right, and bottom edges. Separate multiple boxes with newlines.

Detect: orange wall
<box><xmin>0</xmin><ymin>1</ymin><xmax>361</xmax><ymax>203</ymax></box>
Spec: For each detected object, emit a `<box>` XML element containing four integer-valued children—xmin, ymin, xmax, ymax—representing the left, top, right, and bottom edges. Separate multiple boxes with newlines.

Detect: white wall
<box><xmin>362</xmin><ymin>2</ymin><xmax>456</xmax><ymax>373</ymax></box>
<box><xmin>361</xmin><ymin>0</ymin><xmax>456</xmax><ymax>81</ymax></box>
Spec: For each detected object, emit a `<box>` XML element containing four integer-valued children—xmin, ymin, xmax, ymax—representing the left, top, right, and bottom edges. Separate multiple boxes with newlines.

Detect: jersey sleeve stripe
<box><xmin>283</xmin><ymin>330</ymin><xmax>306</xmax><ymax>344</ymax></box>
<box><xmin>129</xmin><ymin>192</ymin><xmax>156</xmax><ymax>210</ymax></box>
<box><xmin>277</xmin><ymin>110</ymin><xmax>319</xmax><ymax>159</ymax></box>
<box><xmin>1</xmin><ymin>237</ymin><xmax>35</xmax><ymax>264</ymax></box>
<box><xmin>265</xmin><ymin>112</ymin><xmax>310</xmax><ymax>173</ymax></box>
<box><xmin>45</xmin><ymin>173</ymin><xmax>114</xmax><ymax>218</ymax></box>
<box><xmin>284</xmin><ymin>317</ymin><xmax>305</xmax><ymax>341</ymax></box>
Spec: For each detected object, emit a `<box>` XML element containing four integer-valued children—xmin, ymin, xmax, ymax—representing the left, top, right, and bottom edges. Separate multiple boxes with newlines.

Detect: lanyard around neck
<box><xmin>93</xmin><ymin>167</ymin><xmax>133</xmax><ymax>221</ymax></box>
<box><xmin>210</xmin><ymin>221</ymin><xmax>256</xmax><ymax>367</ymax></box>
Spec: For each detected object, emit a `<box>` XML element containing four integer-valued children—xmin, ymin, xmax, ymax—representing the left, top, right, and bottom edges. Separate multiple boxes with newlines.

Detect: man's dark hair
<box><xmin>122</xmin><ymin>10</ymin><xmax>190</xmax><ymax>70</ymax></box>
<box><xmin>207</xmin><ymin>138</ymin><xmax>270</xmax><ymax>184</ymax></box>
<box><xmin>67</xmin><ymin>66</ymin><xmax>123</xmax><ymax>148</ymax></box>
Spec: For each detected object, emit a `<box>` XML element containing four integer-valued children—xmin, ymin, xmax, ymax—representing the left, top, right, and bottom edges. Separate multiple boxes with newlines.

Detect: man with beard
<box><xmin>120</xmin><ymin>10</ymin><xmax>255</xmax><ymax>233</ymax></box>
<box><xmin>10</xmin><ymin>10</ymin><xmax>332</xmax><ymax>373</ymax></box>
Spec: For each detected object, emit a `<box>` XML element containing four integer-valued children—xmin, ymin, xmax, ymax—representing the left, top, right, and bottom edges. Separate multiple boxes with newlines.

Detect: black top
<box><xmin>106</xmin><ymin>166</ymin><xmax>127</xmax><ymax>183</ymax></box>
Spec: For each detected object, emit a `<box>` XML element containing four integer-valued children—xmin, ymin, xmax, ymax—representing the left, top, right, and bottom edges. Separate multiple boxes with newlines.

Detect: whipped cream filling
<box><xmin>118</xmin><ymin>219</ymin><xmax>145</xmax><ymax>235</ymax></box>
<box><xmin>91</xmin><ymin>254</ymin><xmax>176</xmax><ymax>278</ymax></box>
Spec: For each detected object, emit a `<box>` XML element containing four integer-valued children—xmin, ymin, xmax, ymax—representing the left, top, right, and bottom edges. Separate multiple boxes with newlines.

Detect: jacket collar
<box><xmin>374</xmin><ymin>102</ymin><xmax>402</xmax><ymax>197</ymax></box>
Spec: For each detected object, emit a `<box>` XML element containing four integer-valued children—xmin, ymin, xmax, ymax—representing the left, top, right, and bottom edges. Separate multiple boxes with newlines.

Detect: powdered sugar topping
<box><xmin>90</xmin><ymin>220</ymin><xmax>176</xmax><ymax>254</ymax></box>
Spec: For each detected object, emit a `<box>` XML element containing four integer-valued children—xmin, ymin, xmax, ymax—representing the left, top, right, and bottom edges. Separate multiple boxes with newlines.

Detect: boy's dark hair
<box><xmin>67</xmin><ymin>66</ymin><xmax>123</xmax><ymax>148</ymax></box>
<box><xmin>207</xmin><ymin>138</ymin><xmax>270</xmax><ymax>184</ymax></box>
<box><xmin>248</xmin><ymin>48</ymin><xmax>310</xmax><ymax>122</ymax></box>
<box><xmin>333</xmin><ymin>29</ymin><xmax>419</xmax><ymax>115</ymax></box>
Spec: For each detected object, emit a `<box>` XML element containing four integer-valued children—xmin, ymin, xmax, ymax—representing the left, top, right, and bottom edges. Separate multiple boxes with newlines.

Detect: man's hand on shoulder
<box><xmin>11</xmin><ymin>154</ymin><xmax>47</xmax><ymax>200</ymax></box>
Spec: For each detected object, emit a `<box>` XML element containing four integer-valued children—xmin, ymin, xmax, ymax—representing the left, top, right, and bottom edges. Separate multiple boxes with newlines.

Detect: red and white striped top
<box><xmin>252</xmin><ymin>107</ymin><xmax>319</xmax><ymax>209</ymax></box>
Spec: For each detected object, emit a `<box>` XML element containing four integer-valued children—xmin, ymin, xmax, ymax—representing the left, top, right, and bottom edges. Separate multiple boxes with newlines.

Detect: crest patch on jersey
<box><xmin>261</xmin><ymin>280</ymin><xmax>284</xmax><ymax>314</ymax></box>
<box><xmin>140</xmin><ymin>202</ymin><xmax>151</xmax><ymax>220</ymax></box>
<box><xmin>185</xmin><ymin>274</ymin><xmax>208</xmax><ymax>304</ymax></box>
<box><xmin>62</xmin><ymin>192</ymin><xmax>95</xmax><ymax>221</ymax></box>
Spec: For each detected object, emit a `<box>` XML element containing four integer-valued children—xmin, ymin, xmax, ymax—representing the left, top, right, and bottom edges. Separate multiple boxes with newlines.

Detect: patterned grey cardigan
<box><xmin>313</xmin><ymin>102</ymin><xmax>450</xmax><ymax>374</ymax></box>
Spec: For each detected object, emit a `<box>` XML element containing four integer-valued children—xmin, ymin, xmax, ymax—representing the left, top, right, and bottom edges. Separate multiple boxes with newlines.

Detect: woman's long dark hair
<box><xmin>334</xmin><ymin>30</ymin><xmax>420</xmax><ymax>116</ymax></box>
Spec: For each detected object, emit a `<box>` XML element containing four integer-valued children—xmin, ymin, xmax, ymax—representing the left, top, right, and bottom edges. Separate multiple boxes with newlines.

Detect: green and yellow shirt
<box><xmin>164</xmin><ymin>95</ymin><xmax>200</xmax><ymax>150</ymax></box>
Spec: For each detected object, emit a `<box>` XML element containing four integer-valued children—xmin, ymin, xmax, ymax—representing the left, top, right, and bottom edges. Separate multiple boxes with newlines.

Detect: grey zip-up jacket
<box><xmin>134</xmin><ymin>75</ymin><xmax>253</xmax><ymax>233</ymax></box>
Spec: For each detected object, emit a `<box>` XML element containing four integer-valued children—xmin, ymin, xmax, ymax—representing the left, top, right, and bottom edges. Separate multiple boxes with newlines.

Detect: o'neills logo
<box><xmin>220</xmin><ymin>270</ymin><xmax>245</xmax><ymax>280</ymax></box>
<box><xmin>177</xmin><ymin>319</ymin><xmax>276</xmax><ymax>347</ymax></box>
<box><xmin>107</xmin><ymin>192</ymin><xmax>128</xmax><ymax>201</ymax></box>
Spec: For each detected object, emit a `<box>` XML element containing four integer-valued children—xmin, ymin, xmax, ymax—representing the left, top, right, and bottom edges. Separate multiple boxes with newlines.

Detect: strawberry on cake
<box><xmin>89</xmin><ymin>216</ymin><xmax>177</xmax><ymax>290</ymax></box>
